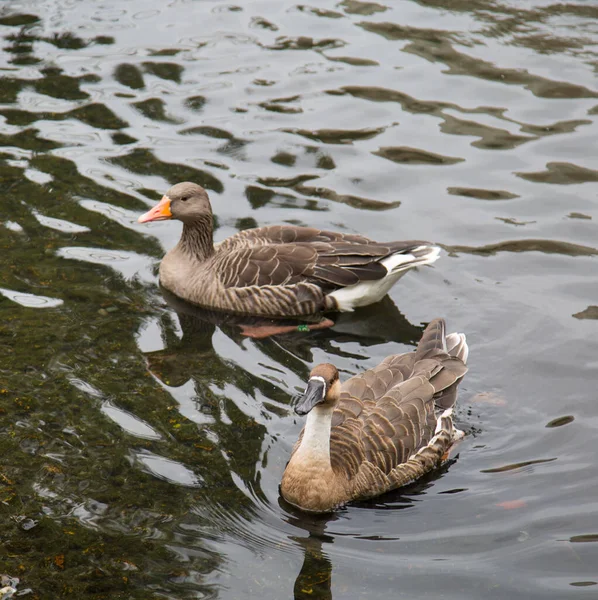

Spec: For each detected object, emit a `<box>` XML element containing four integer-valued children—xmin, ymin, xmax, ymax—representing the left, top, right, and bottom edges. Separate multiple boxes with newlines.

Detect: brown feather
<box><xmin>281</xmin><ymin>318</ymin><xmax>470</xmax><ymax>512</ymax></box>
<box><xmin>146</xmin><ymin>182</ymin><xmax>440</xmax><ymax>317</ymax></box>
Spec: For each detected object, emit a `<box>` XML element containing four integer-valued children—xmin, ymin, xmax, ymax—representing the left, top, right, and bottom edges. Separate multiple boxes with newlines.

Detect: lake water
<box><xmin>1</xmin><ymin>0</ymin><xmax>597</xmax><ymax>598</ymax></box>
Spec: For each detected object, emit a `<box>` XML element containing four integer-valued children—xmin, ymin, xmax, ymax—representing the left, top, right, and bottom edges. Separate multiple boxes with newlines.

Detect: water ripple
<box><xmin>0</xmin><ymin>287</ymin><xmax>63</xmax><ymax>308</ymax></box>
<box><xmin>134</xmin><ymin>450</ymin><xmax>203</xmax><ymax>488</ymax></box>
<box><xmin>101</xmin><ymin>401</ymin><xmax>162</xmax><ymax>441</ymax></box>
<box><xmin>56</xmin><ymin>246</ymin><xmax>156</xmax><ymax>282</ymax></box>
<box><xmin>2</xmin><ymin>0</ymin><xmax>598</xmax><ymax>598</ymax></box>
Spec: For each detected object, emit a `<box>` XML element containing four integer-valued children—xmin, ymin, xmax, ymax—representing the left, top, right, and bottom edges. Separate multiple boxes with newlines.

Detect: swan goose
<box><xmin>281</xmin><ymin>318</ymin><xmax>468</xmax><ymax>512</ymax></box>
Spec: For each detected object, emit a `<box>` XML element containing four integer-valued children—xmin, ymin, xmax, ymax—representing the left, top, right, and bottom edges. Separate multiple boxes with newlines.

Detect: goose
<box><xmin>138</xmin><ymin>182</ymin><xmax>440</xmax><ymax>317</ymax></box>
<box><xmin>280</xmin><ymin>318</ymin><xmax>468</xmax><ymax>513</ymax></box>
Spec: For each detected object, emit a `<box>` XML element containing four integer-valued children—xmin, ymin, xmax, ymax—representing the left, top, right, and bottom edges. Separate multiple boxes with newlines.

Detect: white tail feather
<box><xmin>445</xmin><ymin>332</ymin><xmax>469</xmax><ymax>364</ymax></box>
<box><xmin>382</xmin><ymin>245</ymin><xmax>441</xmax><ymax>273</ymax></box>
<box><xmin>328</xmin><ymin>245</ymin><xmax>441</xmax><ymax>311</ymax></box>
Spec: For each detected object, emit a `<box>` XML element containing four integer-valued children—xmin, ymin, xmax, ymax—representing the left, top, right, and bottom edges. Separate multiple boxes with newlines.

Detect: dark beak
<box><xmin>295</xmin><ymin>379</ymin><xmax>325</xmax><ymax>416</ymax></box>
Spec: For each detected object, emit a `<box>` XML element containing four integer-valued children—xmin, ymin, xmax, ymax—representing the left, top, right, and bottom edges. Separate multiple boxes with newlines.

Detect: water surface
<box><xmin>1</xmin><ymin>0</ymin><xmax>597</xmax><ymax>598</ymax></box>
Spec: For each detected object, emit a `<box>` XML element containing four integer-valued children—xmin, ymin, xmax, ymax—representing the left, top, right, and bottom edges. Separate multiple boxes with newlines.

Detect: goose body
<box><xmin>281</xmin><ymin>318</ymin><xmax>469</xmax><ymax>513</ymax></box>
<box><xmin>138</xmin><ymin>182</ymin><xmax>440</xmax><ymax>317</ymax></box>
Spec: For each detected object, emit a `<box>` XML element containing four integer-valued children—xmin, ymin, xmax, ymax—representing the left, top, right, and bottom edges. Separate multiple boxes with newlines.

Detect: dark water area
<box><xmin>1</xmin><ymin>0</ymin><xmax>597</xmax><ymax>598</ymax></box>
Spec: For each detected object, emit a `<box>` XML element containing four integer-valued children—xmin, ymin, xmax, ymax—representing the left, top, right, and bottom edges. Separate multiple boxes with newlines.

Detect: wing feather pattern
<box><xmin>327</xmin><ymin>318</ymin><xmax>469</xmax><ymax>500</ymax></box>
<box><xmin>214</xmin><ymin>226</ymin><xmax>432</xmax><ymax>293</ymax></box>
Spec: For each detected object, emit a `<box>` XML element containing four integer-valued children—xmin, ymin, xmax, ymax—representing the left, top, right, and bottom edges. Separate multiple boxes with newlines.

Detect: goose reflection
<box><xmin>143</xmin><ymin>287</ymin><xmax>424</xmax><ymax>387</ymax></box>
<box><xmin>289</xmin><ymin>516</ymin><xmax>335</xmax><ymax>600</ymax></box>
<box><xmin>143</xmin><ymin>287</ymin><xmax>330</xmax><ymax>387</ymax></box>
<box><xmin>281</xmin><ymin>459</ymin><xmax>459</xmax><ymax>600</ymax></box>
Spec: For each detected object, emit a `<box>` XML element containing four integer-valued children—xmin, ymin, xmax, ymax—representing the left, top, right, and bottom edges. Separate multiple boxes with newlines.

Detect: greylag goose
<box><xmin>138</xmin><ymin>182</ymin><xmax>440</xmax><ymax>317</ymax></box>
<box><xmin>281</xmin><ymin>318</ymin><xmax>468</xmax><ymax>513</ymax></box>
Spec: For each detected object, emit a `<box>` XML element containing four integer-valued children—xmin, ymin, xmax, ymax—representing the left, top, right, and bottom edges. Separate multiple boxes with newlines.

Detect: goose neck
<box><xmin>295</xmin><ymin>404</ymin><xmax>334</xmax><ymax>465</ymax></box>
<box><xmin>180</xmin><ymin>217</ymin><xmax>214</xmax><ymax>261</ymax></box>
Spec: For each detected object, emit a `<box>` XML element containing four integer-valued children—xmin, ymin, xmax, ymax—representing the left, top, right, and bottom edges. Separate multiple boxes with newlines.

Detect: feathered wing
<box><xmin>214</xmin><ymin>228</ymin><xmax>434</xmax><ymax>291</ymax></box>
<box><xmin>215</xmin><ymin>225</ymin><xmax>373</xmax><ymax>252</ymax></box>
<box><xmin>329</xmin><ymin>318</ymin><xmax>468</xmax><ymax>497</ymax></box>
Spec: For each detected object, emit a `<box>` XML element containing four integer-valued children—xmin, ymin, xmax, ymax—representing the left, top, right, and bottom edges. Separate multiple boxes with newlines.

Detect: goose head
<box><xmin>138</xmin><ymin>182</ymin><xmax>212</xmax><ymax>224</ymax></box>
<box><xmin>295</xmin><ymin>363</ymin><xmax>341</xmax><ymax>416</ymax></box>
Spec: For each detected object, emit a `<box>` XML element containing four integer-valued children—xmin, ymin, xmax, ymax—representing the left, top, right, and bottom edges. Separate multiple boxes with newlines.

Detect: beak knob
<box><xmin>295</xmin><ymin>378</ymin><xmax>326</xmax><ymax>416</ymax></box>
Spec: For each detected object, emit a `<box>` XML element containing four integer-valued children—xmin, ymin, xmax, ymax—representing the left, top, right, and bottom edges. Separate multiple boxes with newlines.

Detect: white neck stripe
<box><xmin>309</xmin><ymin>376</ymin><xmax>326</xmax><ymax>396</ymax></box>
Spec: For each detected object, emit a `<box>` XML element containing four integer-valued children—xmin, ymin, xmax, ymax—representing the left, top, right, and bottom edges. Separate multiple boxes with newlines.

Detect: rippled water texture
<box><xmin>1</xmin><ymin>0</ymin><xmax>597</xmax><ymax>598</ymax></box>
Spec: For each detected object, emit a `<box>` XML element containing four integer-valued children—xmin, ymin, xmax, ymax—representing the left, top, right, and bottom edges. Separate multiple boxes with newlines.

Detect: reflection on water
<box><xmin>1</xmin><ymin>0</ymin><xmax>598</xmax><ymax>598</ymax></box>
<box><xmin>0</xmin><ymin>287</ymin><xmax>63</xmax><ymax>308</ymax></box>
<box><xmin>291</xmin><ymin>521</ymin><xmax>335</xmax><ymax>600</ymax></box>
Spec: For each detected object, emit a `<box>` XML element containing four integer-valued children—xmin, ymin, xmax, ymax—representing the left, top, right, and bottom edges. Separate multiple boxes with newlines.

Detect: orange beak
<box><xmin>138</xmin><ymin>196</ymin><xmax>172</xmax><ymax>223</ymax></box>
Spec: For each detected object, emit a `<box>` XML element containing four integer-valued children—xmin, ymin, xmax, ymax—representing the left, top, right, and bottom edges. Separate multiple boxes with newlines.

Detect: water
<box><xmin>1</xmin><ymin>0</ymin><xmax>597</xmax><ymax>598</ymax></box>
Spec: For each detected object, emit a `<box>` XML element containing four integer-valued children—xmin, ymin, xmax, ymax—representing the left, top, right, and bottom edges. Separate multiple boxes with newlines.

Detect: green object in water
<box><xmin>297</xmin><ymin>324</ymin><xmax>309</xmax><ymax>332</ymax></box>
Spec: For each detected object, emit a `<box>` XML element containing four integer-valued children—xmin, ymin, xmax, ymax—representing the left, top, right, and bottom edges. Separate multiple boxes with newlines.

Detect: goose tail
<box><xmin>445</xmin><ymin>331</ymin><xmax>469</xmax><ymax>365</ymax></box>
<box><xmin>414</xmin><ymin>317</ymin><xmax>446</xmax><ymax>361</ymax></box>
<box><xmin>383</xmin><ymin>244</ymin><xmax>441</xmax><ymax>274</ymax></box>
<box><xmin>414</xmin><ymin>319</ymin><xmax>469</xmax><ymax>411</ymax></box>
<box><xmin>415</xmin><ymin>318</ymin><xmax>468</xmax><ymax>365</ymax></box>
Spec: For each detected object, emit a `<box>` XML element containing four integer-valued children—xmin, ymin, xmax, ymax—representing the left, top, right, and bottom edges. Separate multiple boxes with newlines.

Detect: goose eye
<box><xmin>180</xmin><ymin>196</ymin><xmax>189</xmax><ymax>202</ymax></box>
